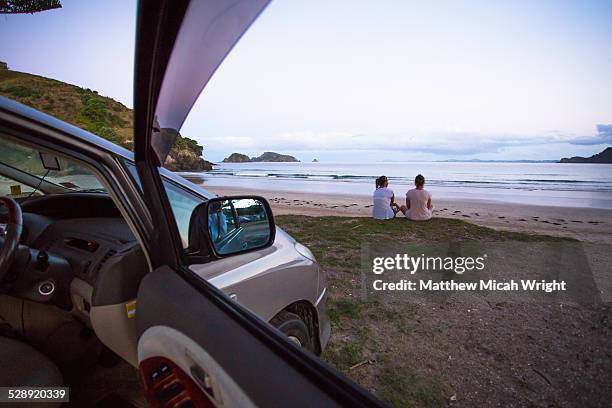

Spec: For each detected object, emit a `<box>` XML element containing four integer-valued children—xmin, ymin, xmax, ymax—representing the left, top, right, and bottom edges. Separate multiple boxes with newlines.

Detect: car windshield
<box><xmin>0</xmin><ymin>137</ymin><xmax>106</xmax><ymax>195</ymax></box>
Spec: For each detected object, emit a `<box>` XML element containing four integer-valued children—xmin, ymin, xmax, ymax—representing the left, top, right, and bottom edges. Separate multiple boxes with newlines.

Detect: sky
<box><xmin>1</xmin><ymin>0</ymin><xmax>611</xmax><ymax>162</ymax></box>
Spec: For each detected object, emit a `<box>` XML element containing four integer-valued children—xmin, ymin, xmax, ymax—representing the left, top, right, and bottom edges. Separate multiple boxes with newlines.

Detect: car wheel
<box><xmin>271</xmin><ymin>311</ymin><xmax>314</xmax><ymax>352</ymax></box>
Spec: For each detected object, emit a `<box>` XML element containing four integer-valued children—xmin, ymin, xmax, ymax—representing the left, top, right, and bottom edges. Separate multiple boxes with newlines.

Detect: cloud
<box><xmin>568</xmin><ymin>124</ymin><xmax>612</xmax><ymax>145</ymax></box>
<box><xmin>200</xmin><ymin>124</ymin><xmax>612</xmax><ymax>156</ymax></box>
<box><xmin>202</xmin><ymin>131</ymin><xmax>555</xmax><ymax>155</ymax></box>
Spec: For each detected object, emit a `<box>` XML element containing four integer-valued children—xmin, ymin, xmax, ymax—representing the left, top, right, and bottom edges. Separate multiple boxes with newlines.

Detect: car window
<box><xmin>0</xmin><ymin>174</ymin><xmax>38</xmax><ymax>197</ymax></box>
<box><xmin>162</xmin><ymin>178</ymin><xmax>205</xmax><ymax>247</ymax></box>
<box><xmin>124</xmin><ymin>161</ymin><xmax>204</xmax><ymax>247</ymax></box>
<box><xmin>0</xmin><ymin>137</ymin><xmax>106</xmax><ymax>193</ymax></box>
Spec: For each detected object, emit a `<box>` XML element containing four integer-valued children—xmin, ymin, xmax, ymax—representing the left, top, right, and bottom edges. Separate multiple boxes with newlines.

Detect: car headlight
<box><xmin>294</xmin><ymin>242</ymin><xmax>316</xmax><ymax>262</ymax></box>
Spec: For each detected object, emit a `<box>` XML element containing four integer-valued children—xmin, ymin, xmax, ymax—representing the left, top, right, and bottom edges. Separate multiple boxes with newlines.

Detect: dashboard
<box><xmin>1</xmin><ymin>193</ymin><xmax>147</xmax><ymax>314</ymax></box>
<box><xmin>28</xmin><ymin>216</ymin><xmax>136</xmax><ymax>286</ymax></box>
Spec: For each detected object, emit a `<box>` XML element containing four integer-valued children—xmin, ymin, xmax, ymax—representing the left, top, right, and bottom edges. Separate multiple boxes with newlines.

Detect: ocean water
<box><xmin>180</xmin><ymin>162</ymin><xmax>612</xmax><ymax>209</ymax></box>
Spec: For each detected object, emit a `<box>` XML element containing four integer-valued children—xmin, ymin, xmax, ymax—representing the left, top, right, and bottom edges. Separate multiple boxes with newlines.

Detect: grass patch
<box><xmin>323</xmin><ymin>341</ymin><xmax>365</xmax><ymax>371</ymax></box>
<box><xmin>277</xmin><ymin>215</ymin><xmax>570</xmax><ymax>250</ymax></box>
<box><xmin>378</xmin><ymin>365</ymin><xmax>449</xmax><ymax>408</ymax></box>
<box><xmin>275</xmin><ymin>215</ymin><xmax>572</xmax><ymax>406</ymax></box>
<box><xmin>327</xmin><ymin>298</ymin><xmax>365</xmax><ymax>323</ymax></box>
<box><xmin>2</xmin><ymin>85</ymin><xmax>39</xmax><ymax>98</ymax></box>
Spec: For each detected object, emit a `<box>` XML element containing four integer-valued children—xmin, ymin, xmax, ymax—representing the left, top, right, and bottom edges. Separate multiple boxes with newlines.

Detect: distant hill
<box><xmin>223</xmin><ymin>151</ymin><xmax>299</xmax><ymax>163</ymax></box>
<box><xmin>0</xmin><ymin>64</ymin><xmax>212</xmax><ymax>171</ymax></box>
<box><xmin>439</xmin><ymin>159</ymin><xmax>557</xmax><ymax>163</ymax></box>
<box><xmin>560</xmin><ymin>147</ymin><xmax>612</xmax><ymax>163</ymax></box>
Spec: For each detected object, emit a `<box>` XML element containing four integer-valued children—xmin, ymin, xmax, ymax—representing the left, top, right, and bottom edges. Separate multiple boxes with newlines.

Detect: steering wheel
<box><xmin>0</xmin><ymin>197</ymin><xmax>23</xmax><ymax>283</ymax></box>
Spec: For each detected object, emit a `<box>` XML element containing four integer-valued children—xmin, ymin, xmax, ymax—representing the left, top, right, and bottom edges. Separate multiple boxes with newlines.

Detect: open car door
<box><xmin>132</xmin><ymin>1</ymin><xmax>388</xmax><ymax>406</ymax></box>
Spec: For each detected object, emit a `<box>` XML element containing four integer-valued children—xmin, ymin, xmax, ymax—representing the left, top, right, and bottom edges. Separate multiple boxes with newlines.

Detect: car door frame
<box><xmin>130</xmin><ymin>0</ymin><xmax>389</xmax><ymax>406</ymax></box>
<box><xmin>132</xmin><ymin>126</ymin><xmax>389</xmax><ymax>404</ymax></box>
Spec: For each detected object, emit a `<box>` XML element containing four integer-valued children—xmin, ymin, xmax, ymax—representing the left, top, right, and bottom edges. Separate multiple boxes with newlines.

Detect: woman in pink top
<box><xmin>404</xmin><ymin>174</ymin><xmax>433</xmax><ymax>221</ymax></box>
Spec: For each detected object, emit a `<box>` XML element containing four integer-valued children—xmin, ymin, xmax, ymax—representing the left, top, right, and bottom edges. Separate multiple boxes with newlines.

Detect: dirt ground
<box><xmin>340</xmin><ymin>294</ymin><xmax>612</xmax><ymax>408</ymax></box>
<box><xmin>276</xmin><ymin>215</ymin><xmax>612</xmax><ymax>408</ymax></box>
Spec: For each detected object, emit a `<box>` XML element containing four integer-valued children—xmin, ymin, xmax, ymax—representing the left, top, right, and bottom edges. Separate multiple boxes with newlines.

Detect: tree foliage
<box><xmin>0</xmin><ymin>0</ymin><xmax>62</xmax><ymax>14</ymax></box>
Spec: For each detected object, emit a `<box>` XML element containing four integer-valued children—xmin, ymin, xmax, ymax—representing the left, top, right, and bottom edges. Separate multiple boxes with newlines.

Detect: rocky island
<box><xmin>560</xmin><ymin>147</ymin><xmax>612</xmax><ymax>163</ymax></box>
<box><xmin>223</xmin><ymin>152</ymin><xmax>299</xmax><ymax>163</ymax></box>
<box><xmin>222</xmin><ymin>153</ymin><xmax>251</xmax><ymax>163</ymax></box>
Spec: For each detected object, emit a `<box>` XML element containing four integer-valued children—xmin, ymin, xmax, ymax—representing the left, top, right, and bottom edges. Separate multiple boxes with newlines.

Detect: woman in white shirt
<box><xmin>372</xmin><ymin>176</ymin><xmax>406</xmax><ymax>220</ymax></box>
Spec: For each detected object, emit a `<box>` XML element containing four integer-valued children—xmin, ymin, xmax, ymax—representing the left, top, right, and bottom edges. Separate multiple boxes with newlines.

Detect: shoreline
<box><xmin>202</xmin><ymin>185</ymin><xmax>612</xmax><ymax>244</ymax></box>
<box><xmin>183</xmin><ymin>160</ymin><xmax>612</xmax><ymax>210</ymax></box>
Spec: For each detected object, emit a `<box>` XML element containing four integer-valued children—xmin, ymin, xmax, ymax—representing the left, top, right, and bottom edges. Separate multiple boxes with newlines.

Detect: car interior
<box><xmin>0</xmin><ymin>136</ymin><xmax>150</xmax><ymax>406</ymax></box>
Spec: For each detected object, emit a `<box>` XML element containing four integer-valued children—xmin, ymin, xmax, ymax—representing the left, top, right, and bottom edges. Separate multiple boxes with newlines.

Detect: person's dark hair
<box><xmin>415</xmin><ymin>174</ymin><xmax>425</xmax><ymax>188</ymax></box>
<box><xmin>375</xmin><ymin>175</ymin><xmax>388</xmax><ymax>189</ymax></box>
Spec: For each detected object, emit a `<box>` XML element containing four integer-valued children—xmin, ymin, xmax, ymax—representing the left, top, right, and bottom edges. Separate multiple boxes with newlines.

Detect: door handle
<box><xmin>190</xmin><ymin>364</ymin><xmax>215</xmax><ymax>398</ymax></box>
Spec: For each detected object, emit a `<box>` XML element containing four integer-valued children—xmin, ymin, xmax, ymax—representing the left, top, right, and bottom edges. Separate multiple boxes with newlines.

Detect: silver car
<box><xmin>0</xmin><ymin>122</ymin><xmax>330</xmax><ymax>361</ymax></box>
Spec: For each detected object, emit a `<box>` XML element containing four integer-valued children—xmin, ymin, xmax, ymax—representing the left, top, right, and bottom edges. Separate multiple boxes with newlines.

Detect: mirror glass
<box><xmin>207</xmin><ymin>198</ymin><xmax>271</xmax><ymax>255</ymax></box>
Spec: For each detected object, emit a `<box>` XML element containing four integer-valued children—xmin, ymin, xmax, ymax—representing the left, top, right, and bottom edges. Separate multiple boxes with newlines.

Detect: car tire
<box><xmin>271</xmin><ymin>311</ymin><xmax>314</xmax><ymax>352</ymax></box>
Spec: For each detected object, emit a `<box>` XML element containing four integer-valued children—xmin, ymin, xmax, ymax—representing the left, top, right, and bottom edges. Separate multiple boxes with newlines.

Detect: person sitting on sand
<box><xmin>404</xmin><ymin>174</ymin><xmax>433</xmax><ymax>221</ymax></box>
<box><xmin>372</xmin><ymin>176</ymin><xmax>406</xmax><ymax>220</ymax></box>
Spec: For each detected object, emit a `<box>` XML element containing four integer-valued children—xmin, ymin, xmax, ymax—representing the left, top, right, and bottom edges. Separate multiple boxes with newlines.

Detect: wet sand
<box><xmin>205</xmin><ymin>186</ymin><xmax>612</xmax><ymax>244</ymax></box>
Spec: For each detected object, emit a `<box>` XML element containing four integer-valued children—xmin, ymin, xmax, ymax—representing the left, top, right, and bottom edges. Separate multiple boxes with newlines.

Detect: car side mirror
<box><xmin>188</xmin><ymin>196</ymin><xmax>275</xmax><ymax>259</ymax></box>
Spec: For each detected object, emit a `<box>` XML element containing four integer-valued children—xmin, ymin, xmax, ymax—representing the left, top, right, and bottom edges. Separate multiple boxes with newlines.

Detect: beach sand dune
<box><xmin>206</xmin><ymin>186</ymin><xmax>612</xmax><ymax>244</ymax></box>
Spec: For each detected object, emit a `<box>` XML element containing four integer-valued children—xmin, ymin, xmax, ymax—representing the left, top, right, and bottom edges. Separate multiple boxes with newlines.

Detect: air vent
<box><xmin>91</xmin><ymin>249</ymin><xmax>117</xmax><ymax>279</ymax></box>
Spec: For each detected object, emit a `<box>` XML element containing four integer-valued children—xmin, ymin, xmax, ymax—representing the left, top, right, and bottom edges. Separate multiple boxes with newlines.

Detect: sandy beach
<box><xmin>205</xmin><ymin>186</ymin><xmax>612</xmax><ymax>244</ymax></box>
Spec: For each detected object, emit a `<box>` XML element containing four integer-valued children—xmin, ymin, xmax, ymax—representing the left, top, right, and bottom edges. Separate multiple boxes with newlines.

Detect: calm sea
<box><xmin>180</xmin><ymin>162</ymin><xmax>612</xmax><ymax>209</ymax></box>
